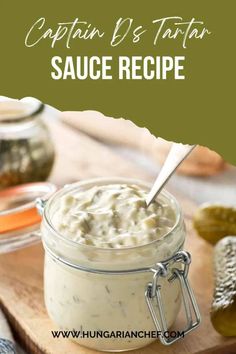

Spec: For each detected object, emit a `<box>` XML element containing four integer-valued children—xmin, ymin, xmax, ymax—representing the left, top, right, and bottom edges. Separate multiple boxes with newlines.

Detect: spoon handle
<box><xmin>146</xmin><ymin>143</ymin><xmax>196</xmax><ymax>206</ymax></box>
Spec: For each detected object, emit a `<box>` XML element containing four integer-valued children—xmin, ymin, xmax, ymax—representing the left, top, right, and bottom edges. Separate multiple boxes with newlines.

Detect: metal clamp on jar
<box><xmin>145</xmin><ymin>250</ymin><xmax>200</xmax><ymax>345</ymax></box>
<box><xmin>38</xmin><ymin>177</ymin><xmax>201</xmax><ymax>352</ymax></box>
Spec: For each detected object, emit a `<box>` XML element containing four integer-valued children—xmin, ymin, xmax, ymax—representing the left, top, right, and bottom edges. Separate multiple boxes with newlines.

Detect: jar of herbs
<box><xmin>0</xmin><ymin>97</ymin><xmax>55</xmax><ymax>189</ymax></box>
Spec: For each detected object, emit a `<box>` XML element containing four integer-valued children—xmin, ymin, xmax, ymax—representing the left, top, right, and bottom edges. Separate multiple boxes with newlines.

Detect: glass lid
<box><xmin>0</xmin><ymin>96</ymin><xmax>44</xmax><ymax>124</ymax></box>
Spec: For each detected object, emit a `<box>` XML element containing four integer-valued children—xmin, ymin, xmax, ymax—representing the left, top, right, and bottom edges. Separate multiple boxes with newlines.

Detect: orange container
<box><xmin>0</xmin><ymin>182</ymin><xmax>56</xmax><ymax>252</ymax></box>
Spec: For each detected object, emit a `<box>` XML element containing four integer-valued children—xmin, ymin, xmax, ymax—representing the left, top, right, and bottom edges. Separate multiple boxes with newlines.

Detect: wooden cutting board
<box><xmin>0</xmin><ymin>120</ymin><xmax>236</xmax><ymax>354</ymax></box>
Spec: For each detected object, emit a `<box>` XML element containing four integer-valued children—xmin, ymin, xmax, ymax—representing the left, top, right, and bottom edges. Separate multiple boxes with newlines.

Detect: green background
<box><xmin>1</xmin><ymin>0</ymin><xmax>235</xmax><ymax>163</ymax></box>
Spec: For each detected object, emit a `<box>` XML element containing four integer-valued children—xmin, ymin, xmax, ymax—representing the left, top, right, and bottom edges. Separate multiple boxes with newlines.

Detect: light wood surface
<box><xmin>61</xmin><ymin>111</ymin><xmax>226</xmax><ymax>176</ymax></box>
<box><xmin>0</xmin><ymin>120</ymin><xmax>235</xmax><ymax>354</ymax></box>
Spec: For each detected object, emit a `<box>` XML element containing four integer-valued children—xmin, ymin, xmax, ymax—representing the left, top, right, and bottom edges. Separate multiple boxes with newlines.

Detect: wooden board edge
<box><xmin>0</xmin><ymin>300</ymin><xmax>45</xmax><ymax>354</ymax></box>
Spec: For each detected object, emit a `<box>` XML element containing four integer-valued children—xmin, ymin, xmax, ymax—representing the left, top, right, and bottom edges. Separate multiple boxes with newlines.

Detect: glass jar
<box><xmin>40</xmin><ymin>177</ymin><xmax>200</xmax><ymax>351</ymax></box>
<box><xmin>0</xmin><ymin>97</ymin><xmax>55</xmax><ymax>189</ymax></box>
<box><xmin>0</xmin><ymin>182</ymin><xmax>56</xmax><ymax>253</ymax></box>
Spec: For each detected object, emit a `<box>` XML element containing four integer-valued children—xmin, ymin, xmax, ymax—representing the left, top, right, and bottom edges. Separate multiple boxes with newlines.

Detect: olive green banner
<box><xmin>0</xmin><ymin>0</ymin><xmax>235</xmax><ymax>163</ymax></box>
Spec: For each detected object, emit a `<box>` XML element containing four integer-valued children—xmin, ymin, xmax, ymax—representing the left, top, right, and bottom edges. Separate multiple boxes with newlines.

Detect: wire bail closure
<box><xmin>145</xmin><ymin>251</ymin><xmax>201</xmax><ymax>346</ymax></box>
<box><xmin>42</xmin><ymin>215</ymin><xmax>201</xmax><ymax>348</ymax></box>
<box><xmin>36</xmin><ymin>197</ymin><xmax>48</xmax><ymax>216</ymax></box>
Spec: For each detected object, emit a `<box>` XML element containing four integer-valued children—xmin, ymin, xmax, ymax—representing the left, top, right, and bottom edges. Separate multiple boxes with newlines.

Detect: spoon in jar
<box><xmin>146</xmin><ymin>143</ymin><xmax>196</xmax><ymax>207</ymax></box>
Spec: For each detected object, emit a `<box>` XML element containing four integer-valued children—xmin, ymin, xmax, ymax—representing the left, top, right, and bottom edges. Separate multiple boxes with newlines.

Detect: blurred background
<box><xmin>1</xmin><ymin>96</ymin><xmax>235</xmax><ymax>205</ymax></box>
<box><xmin>1</xmin><ymin>97</ymin><xmax>236</xmax><ymax>354</ymax></box>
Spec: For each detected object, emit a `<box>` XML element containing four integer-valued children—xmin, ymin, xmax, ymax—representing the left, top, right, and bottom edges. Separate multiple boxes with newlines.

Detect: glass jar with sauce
<box><xmin>40</xmin><ymin>177</ymin><xmax>200</xmax><ymax>351</ymax></box>
<box><xmin>0</xmin><ymin>96</ymin><xmax>55</xmax><ymax>189</ymax></box>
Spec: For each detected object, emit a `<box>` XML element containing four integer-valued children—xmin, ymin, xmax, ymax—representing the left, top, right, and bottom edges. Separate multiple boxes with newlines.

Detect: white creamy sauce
<box><xmin>44</xmin><ymin>182</ymin><xmax>183</xmax><ymax>351</ymax></box>
<box><xmin>52</xmin><ymin>184</ymin><xmax>176</xmax><ymax>248</ymax></box>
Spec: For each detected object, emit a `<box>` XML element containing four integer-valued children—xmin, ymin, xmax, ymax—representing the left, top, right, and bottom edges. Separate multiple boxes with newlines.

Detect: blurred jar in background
<box><xmin>0</xmin><ymin>97</ymin><xmax>55</xmax><ymax>189</ymax></box>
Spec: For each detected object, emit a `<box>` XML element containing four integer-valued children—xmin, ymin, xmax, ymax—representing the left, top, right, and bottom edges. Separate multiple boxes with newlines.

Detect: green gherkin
<box><xmin>211</xmin><ymin>236</ymin><xmax>236</xmax><ymax>336</ymax></box>
<box><xmin>193</xmin><ymin>204</ymin><xmax>236</xmax><ymax>244</ymax></box>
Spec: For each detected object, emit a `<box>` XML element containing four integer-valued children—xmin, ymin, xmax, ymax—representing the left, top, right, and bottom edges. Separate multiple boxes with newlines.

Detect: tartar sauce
<box><xmin>52</xmin><ymin>184</ymin><xmax>176</xmax><ymax>248</ymax></box>
<box><xmin>43</xmin><ymin>180</ymin><xmax>184</xmax><ymax>351</ymax></box>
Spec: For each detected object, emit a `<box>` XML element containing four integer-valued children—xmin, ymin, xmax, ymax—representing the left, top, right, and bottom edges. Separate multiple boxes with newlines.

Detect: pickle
<box><xmin>193</xmin><ymin>204</ymin><xmax>236</xmax><ymax>244</ymax></box>
<box><xmin>211</xmin><ymin>236</ymin><xmax>236</xmax><ymax>336</ymax></box>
